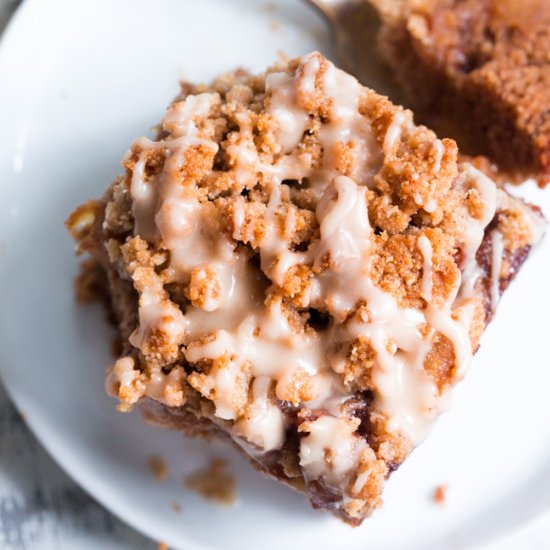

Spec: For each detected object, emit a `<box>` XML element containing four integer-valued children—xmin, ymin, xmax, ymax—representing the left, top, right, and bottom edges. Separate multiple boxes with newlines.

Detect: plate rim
<box><xmin>0</xmin><ymin>1</ymin><xmax>549</xmax><ymax>549</ymax></box>
<box><xmin>0</xmin><ymin>1</ymin><xmax>216</xmax><ymax>547</ymax></box>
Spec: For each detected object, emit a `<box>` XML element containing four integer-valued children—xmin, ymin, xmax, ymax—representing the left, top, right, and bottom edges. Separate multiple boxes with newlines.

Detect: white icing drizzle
<box><xmin>299</xmin><ymin>53</ymin><xmax>320</xmax><ymax>95</ymax></box>
<box><xmin>457</xmin><ymin>164</ymin><xmax>498</xmax><ymax>301</ymax></box>
<box><xmin>226</xmin><ymin>110</ymin><xmax>264</xmax><ymax>187</ymax></box>
<box><xmin>115</xmin><ymin>52</ymin><xmax>505</xmax><ymax>502</ymax></box>
<box><xmin>129</xmin><ymin>152</ymin><xmax>157</xmax><ymax>240</ymax></box>
<box><xmin>259</xmin><ymin>181</ymin><xmax>308</xmax><ymax>286</ymax></box>
<box><xmin>129</xmin><ymin>273</ymin><xmax>187</xmax><ymax>352</ymax></box>
<box><xmin>432</xmin><ymin>139</ymin><xmax>445</xmax><ymax>174</ymax></box>
<box><xmin>490</xmin><ymin>230</ymin><xmax>504</xmax><ymax>312</ymax></box>
<box><xmin>424</xmin><ymin>297</ymin><xmax>473</xmax><ymax>379</ymax></box>
<box><xmin>233</xmin><ymin>376</ymin><xmax>285</xmax><ymax>451</ymax></box>
<box><xmin>418</xmin><ymin>235</ymin><xmax>433</xmax><ymax>303</ymax></box>
<box><xmin>107</xmin><ymin>356</ymin><xmax>185</xmax><ymax>408</ymax></box>
<box><xmin>163</xmin><ymin>94</ymin><xmax>216</xmax><ymax>138</ymax></box>
<box><xmin>185</xmin><ymin>298</ymin><xmax>323</xmax><ymax>380</ymax></box>
<box><xmin>266</xmin><ymin>69</ymin><xmax>310</xmax><ymax>154</ymax></box>
<box><xmin>309</xmin><ymin>176</ymin><xmax>372</xmax><ymax>320</ymax></box>
<box><xmin>127</xmin><ymin>93</ymin><xmax>219</xmax><ymax>241</ymax></box>
<box><xmin>314</xmin><ymin>175</ymin><xmax>370</xmax><ymax>271</ymax></box>
<box><xmin>383</xmin><ymin>110</ymin><xmax>406</xmax><ymax>154</ymax></box>
<box><xmin>144</xmin><ymin>367</ymin><xmax>184</xmax><ymax>404</ymax></box>
<box><xmin>319</xmin><ymin>61</ymin><xmax>382</xmax><ymax>188</ymax></box>
<box><xmin>109</xmin><ymin>356</ymin><xmax>138</xmax><ymax>394</ymax></box>
<box><xmin>424</xmin><ymin>197</ymin><xmax>437</xmax><ymax>213</ymax></box>
<box><xmin>300</xmin><ymin>416</ymin><xmax>368</xmax><ymax>486</ymax></box>
<box><xmin>353</xmin><ymin>465</ymin><xmax>373</xmax><ymax>494</ymax></box>
<box><xmin>182</xmin><ymin>254</ymin><xmax>266</xmax><ymax>341</ymax></box>
<box><xmin>328</xmin><ymin>276</ymin><xmax>438</xmax><ymax>443</ymax></box>
<box><xmin>231</xmin><ymin>197</ymin><xmax>246</xmax><ymax>240</ymax></box>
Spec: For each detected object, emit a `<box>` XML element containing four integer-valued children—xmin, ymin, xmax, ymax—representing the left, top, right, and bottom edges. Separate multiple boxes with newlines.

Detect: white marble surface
<box><xmin>0</xmin><ymin>384</ymin><xmax>153</xmax><ymax>549</ymax></box>
<box><xmin>1</xmin><ymin>1</ymin><xmax>550</xmax><ymax>549</ymax></box>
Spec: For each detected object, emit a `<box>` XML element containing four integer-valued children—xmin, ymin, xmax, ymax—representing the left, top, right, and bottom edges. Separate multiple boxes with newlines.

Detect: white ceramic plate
<box><xmin>1</xmin><ymin>1</ymin><xmax>550</xmax><ymax>549</ymax></box>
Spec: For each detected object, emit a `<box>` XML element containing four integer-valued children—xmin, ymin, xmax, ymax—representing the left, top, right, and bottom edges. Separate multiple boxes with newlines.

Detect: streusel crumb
<box><xmin>185</xmin><ymin>459</ymin><xmax>236</xmax><ymax>505</ymax></box>
<box><xmin>148</xmin><ymin>454</ymin><xmax>168</xmax><ymax>481</ymax></box>
<box><xmin>67</xmin><ymin>52</ymin><xmax>544</xmax><ymax>525</ymax></box>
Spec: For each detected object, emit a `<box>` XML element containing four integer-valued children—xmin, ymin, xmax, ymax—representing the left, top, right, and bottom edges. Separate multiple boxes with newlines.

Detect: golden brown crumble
<box><xmin>184</xmin><ymin>459</ymin><xmax>236</xmax><ymax>505</ymax></box>
<box><xmin>170</xmin><ymin>502</ymin><xmax>182</xmax><ymax>513</ymax></box>
<box><xmin>66</xmin><ymin>51</ymin><xmax>544</xmax><ymax>526</ymax></box>
<box><xmin>433</xmin><ymin>483</ymin><xmax>448</xmax><ymax>505</ymax></box>
<box><xmin>148</xmin><ymin>454</ymin><xmax>168</xmax><ymax>481</ymax></box>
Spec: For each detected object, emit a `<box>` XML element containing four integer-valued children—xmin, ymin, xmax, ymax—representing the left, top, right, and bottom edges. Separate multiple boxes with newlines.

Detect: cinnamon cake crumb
<box><xmin>269</xmin><ymin>20</ymin><xmax>282</xmax><ymax>33</ymax></box>
<box><xmin>433</xmin><ymin>483</ymin><xmax>448</xmax><ymax>505</ymax></box>
<box><xmin>185</xmin><ymin>459</ymin><xmax>236</xmax><ymax>505</ymax></box>
<box><xmin>148</xmin><ymin>454</ymin><xmax>168</xmax><ymax>481</ymax></box>
<box><xmin>170</xmin><ymin>502</ymin><xmax>182</xmax><ymax>513</ymax></box>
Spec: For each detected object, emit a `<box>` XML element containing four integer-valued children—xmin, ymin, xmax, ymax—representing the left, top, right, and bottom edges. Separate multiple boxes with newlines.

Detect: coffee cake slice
<box><xmin>370</xmin><ymin>0</ymin><xmax>550</xmax><ymax>186</ymax></box>
<box><xmin>66</xmin><ymin>52</ymin><xmax>545</xmax><ymax>525</ymax></box>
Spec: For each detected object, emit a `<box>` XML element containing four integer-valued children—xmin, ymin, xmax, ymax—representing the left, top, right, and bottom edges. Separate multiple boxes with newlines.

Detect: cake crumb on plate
<box><xmin>148</xmin><ymin>454</ymin><xmax>168</xmax><ymax>481</ymax></box>
<box><xmin>270</xmin><ymin>20</ymin><xmax>281</xmax><ymax>33</ymax></box>
<box><xmin>170</xmin><ymin>502</ymin><xmax>182</xmax><ymax>513</ymax></box>
<box><xmin>185</xmin><ymin>459</ymin><xmax>235</xmax><ymax>505</ymax></box>
<box><xmin>433</xmin><ymin>483</ymin><xmax>448</xmax><ymax>505</ymax></box>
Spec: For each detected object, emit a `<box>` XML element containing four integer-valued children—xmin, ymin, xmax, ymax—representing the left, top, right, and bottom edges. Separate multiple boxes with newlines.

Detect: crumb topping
<box><xmin>68</xmin><ymin>51</ymin><xmax>545</xmax><ymax>523</ymax></box>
